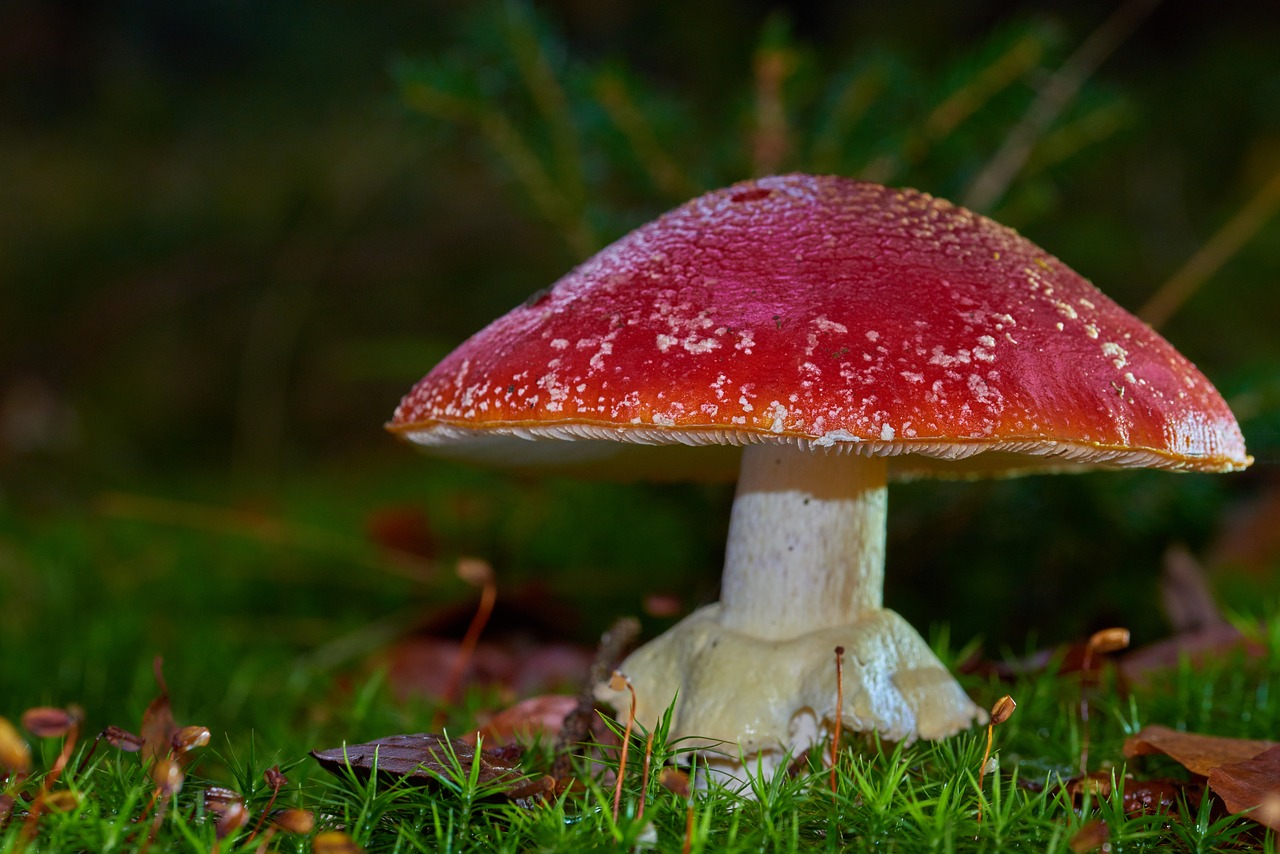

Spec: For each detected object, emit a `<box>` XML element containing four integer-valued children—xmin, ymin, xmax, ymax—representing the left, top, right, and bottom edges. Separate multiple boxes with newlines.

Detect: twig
<box><xmin>963</xmin><ymin>0</ymin><xmax>1163</xmax><ymax>212</ymax></box>
<box><xmin>1139</xmin><ymin>165</ymin><xmax>1280</xmax><ymax>328</ymax></box>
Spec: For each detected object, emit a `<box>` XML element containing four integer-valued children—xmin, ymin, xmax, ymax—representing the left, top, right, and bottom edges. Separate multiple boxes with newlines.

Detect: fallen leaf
<box><xmin>388</xmin><ymin>638</ymin><xmax>593</xmax><ymax>702</ymax></box>
<box><xmin>1206</xmin><ymin>745</ymin><xmax>1280</xmax><ymax>830</ymax></box>
<box><xmin>1065</xmin><ymin>771</ymin><xmax>1183</xmax><ymax>815</ymax></box>
<box><xmin>1120</xmin><ymin>623</ymin><xmax>1264</xmax><ymax>683</ymax></box>
<box><xmin>1123</xmin><ymin>724</ymin><xmax>1277</xmax><ymax>777</ymax></box>
<box><xmin>310</xmin><ymin>733</ymin><xmax>551</xmax><ymax>803</ymax></box>
<box><xmin>1159</xmin><ymin>545</ymin><xmax>1225</xmax><ymax>633</ymax></box>
<box><xmin>466</xmin><ymin>695</ymin><xmax>579</xmax><ymax>746</ymax></box>
<box><xmin>1207</xmin><ymin>480</ymin><xmax>1280</xmax><ymax>578</ymax></box>
<box><xmin>1069</xmin><ymin>819</ymin><xmax>1109</xmax><ymax>853</ymax></box>
<box><xmin>384</xmin><ymin>584</ymin><xmax>595</xmax><ymax>703</ymax></box>
<box><xmin>659</xmin><ymin>767</ymin><xmax>691</xmax><ymax>799</ymax></box>
<box><xmin>365</xmin><ymin>504</ymin><xmax>435</xmax><ymax>559</ymax></box>
<box><xmin>962</xmin><ymin>635</ymin><xmax>1124</xmax><ymax>682</ymax></box>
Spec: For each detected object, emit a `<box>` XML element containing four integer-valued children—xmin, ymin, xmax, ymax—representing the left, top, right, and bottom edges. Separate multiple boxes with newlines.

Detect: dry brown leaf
<box><xmin>1206</xmin><ymin>745</ymin><xmax>1280</xmax><ymax>830</ymax></box>
<box><xmin>1120</xmin><ymin>623</ymin><xmax>1263</xmax><ymax>683</ymax></box>
<box><xmin>659</xmin><ymin>767</ymin><xmax>691</xmax><ymax>799</ymax></box>
<box><xmin>466</xmin><ymin>694</ymin><xmax>579</xmax><ymax>746</ymax></box>
<box><xmin>1159</xmin><ymin>545</ymin><xmax>1225</xmax><ymax>633</ymax></box>
<box><xmin>1065</xmin><ymin>771</ymin><xmax>1182</xmax><ymax>815</ymax></box>
<box><xmin>365</xmin><ymin>504</ymin><xmax>435</xmax><ymax>559</ymax></box>
<box><xmin>1123</xmin><ymin>724</ymin><xmax>1277</xmax><ymax>777</ymax></box>
<box><xmin>310</xmin><ymin>733</ymin><xmax>551</xmax><ymax>803</ymax></box>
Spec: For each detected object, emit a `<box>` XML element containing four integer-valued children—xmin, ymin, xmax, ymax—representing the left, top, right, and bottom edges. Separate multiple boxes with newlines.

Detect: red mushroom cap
<box><xmin>390</xmin><ymin>175</ymin><xmax>1250</xmax><ymax>480</ymax></box>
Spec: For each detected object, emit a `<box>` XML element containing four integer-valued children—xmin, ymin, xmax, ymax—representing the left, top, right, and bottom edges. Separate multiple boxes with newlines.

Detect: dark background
<box><xmin>2</xmin><ymin>0</ymin><xmax>1278</xmax><ymax>709</ymax></box>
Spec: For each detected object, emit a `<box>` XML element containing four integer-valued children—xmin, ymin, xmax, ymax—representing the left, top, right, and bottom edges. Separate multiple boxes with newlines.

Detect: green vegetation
<box><xmin>2</xmin><ymin>1</ymin><xmax>1278</xmax><ymax>850</ymax></box>
<box><xmin>4</xmin><ymin>604</ymin><xmax>1280</xmax><ymax>851</ymax></box>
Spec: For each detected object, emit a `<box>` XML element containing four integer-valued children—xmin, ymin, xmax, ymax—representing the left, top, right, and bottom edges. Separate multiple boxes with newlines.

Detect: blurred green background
<box><xmin>1</xmin><ymin>0</ymin><xmax>1278</xmax><ymax>728</ymax></box>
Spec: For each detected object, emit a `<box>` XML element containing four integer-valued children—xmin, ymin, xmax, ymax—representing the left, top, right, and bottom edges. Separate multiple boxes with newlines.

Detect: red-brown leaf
<box><xmin>365</xmin><ymin>505</ymin><xmax>435</xmax><ymax>560</ymax></box>
<box><xmin>1065</xmin><ymin>771</ymin><xmax>1183</xmax><ymax>815</ymax></box>
<box><xmin>1206</xmin><ymin>745</ymin><xmax>1280</xmax><ymax>830</ymax></box>
<box><xmin>1123</xmin><ymin>724</ymin><xmax>1277</xmax><ymax>777</ymax></box>
<box><xmin>1120</xmin><ymin>624</ymin><xmax>1264</xmax><ymax>683</ymax></box>
<box><xmin>466</xmin><ymin>695</ymin><xmax>579</xmax><ymax>747</ymax></box>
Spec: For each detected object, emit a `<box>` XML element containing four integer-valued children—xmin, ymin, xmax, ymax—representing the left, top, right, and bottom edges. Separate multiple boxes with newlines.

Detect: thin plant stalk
<box><xmin>435</xmin><ymin>559</ymin><xmax>498</xmax><ymax>729</ymax></box>
<box><xmin>831</xmin><ymin>645</ymin><xmax>845</xmax><ymax>797</ymax></box>
<box><xmin>637</xmin><ymin>729</ymin><xmax>656</xmax><ymax>823</ymax></box>
<box><xmin>977</xmin><ymin>695</ymin><xmax>1016</xmax><ymax>825</ymax></box>
<box><xmin>610</xmin><ymin>671</ymin><xmax>638</xmax><ymax>822</ymax></box>
<box><xmin>1078</xmin><ymin>628</ymin><xmax>1130</xmax><ymax>776</ymax></box>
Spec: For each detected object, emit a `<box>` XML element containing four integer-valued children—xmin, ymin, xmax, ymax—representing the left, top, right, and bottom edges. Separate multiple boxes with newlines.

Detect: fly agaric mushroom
<box><xmin>390</xmin><ymin>174</ymin><xmax>1251</xmax><ymax>777</ymax></box>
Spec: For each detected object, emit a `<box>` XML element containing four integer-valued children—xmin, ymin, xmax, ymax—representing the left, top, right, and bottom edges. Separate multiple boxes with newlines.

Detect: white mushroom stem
<box><xmin>597</xmin><ymin>442</ymin><xmax>984</xmax><ymax>775</ymax></box>
<box><xmin>720</xmin><ymin>445</ymin><xmax>886</xmax><ymax>639</ymax></box>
